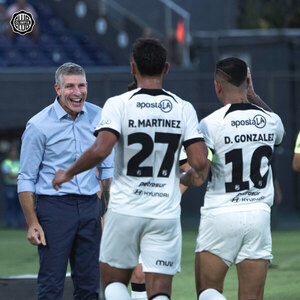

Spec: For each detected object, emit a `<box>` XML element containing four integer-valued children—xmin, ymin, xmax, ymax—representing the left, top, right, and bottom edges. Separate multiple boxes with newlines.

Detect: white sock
<box><xmin>104</xmin><ymin>282</ymin><xmax>131</xmax><ymax>300</ymax></box>
<box><xmin>199</xmin><ymin>288</ymin><xmax>227</xmax><ymax>300</ymax></box>
<box><xmin>150</xmin><ymin>296</ymin><xmax>169</xmax><ymax>300</ymax></box>
<box><xmin>131</xmin><ymin>290</ymin><xmax>148</xmax><ymax>299</ymax></box>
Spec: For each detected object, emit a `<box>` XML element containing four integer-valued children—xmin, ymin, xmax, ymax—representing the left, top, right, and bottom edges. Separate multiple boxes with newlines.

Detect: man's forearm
<box><xmin>180</xmin><ymin>163</ymin><xmax>209</xmax><ymax>187</ymax></box>
<box><xmin>101</xmin><ymin>178</ymin><xmax>112</xmax><ymax>208</ymax></box>
<box><xmin>293</xmin><ymin>153</ymin><xmax>300</xmax><ymax>172</ymax></box>
<box><xmin>67</xmin><ymin>145</ymin><xmax>106</xmax><ymax>179</ymax></box>
<box><xmin>19</xmin><ymin>191</ymin><xmax>38</xmax><ymax>227</ymax></box>
<box><xmin>247</xmin><ymin>90</ymin><xmax>272</xmax><ymax>112</ymax></box>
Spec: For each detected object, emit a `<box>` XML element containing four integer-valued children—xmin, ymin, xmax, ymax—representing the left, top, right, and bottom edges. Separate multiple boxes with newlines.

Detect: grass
<box><xmin>0</xmin><ymin>229</ymin><xmax>39</xmax><ymax>277</ymax></box>
<box><xmin>1</xmin><ymin>229</ymin><xmax>300</xmax><ymax>299</ymax></box>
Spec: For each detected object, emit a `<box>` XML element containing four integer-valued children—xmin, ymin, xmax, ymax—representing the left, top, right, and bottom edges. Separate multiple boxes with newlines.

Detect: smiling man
<box><xmin>18</xmin><ymin>62</ymin><xmax>114</xmax><ymax>300</ymax></box>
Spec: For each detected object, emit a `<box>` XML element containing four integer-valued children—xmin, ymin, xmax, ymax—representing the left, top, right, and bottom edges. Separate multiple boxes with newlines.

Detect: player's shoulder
<box><xmin>161</xmin><ymin>89</ymin><xmax>188</xmax><ymax>106</ymax></box>
<box><xmin>267</xmin><ymin>109</ymin><xmax>283</xmax><ymax>123</ymax></box>
<box><xmin>201</xmin><ymin>105</ymin><xmax>228</xmax><ymax>125</ymax></box>
<box><xmin>105</xmin><ymin>89</ymin><xmax>137</xmax><ymax>106</ymax></box>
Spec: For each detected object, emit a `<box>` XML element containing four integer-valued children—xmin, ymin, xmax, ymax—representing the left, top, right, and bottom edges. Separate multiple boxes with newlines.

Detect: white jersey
<box><xmin>199</xmin><ymin>103</ymin><xmax>284</xmax><ymax>213</ymax></box>
<box><xmin>96</xmin><ymin>88</ymin><xmax>203</xmax><ymax>219</ymax></box>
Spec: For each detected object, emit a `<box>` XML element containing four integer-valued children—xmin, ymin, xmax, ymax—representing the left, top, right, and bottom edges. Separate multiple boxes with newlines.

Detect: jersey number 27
<box><xmin>127</xmin><ymin>132</ymin><xmax>181</xmax><ymax>178</ymax></box>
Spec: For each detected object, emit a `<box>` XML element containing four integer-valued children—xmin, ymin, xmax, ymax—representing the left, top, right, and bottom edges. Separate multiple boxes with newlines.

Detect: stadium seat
<box><xmin>1</xmin><ymin>0</ymin><xmax>114</xmax><ymax>67</ymax></box>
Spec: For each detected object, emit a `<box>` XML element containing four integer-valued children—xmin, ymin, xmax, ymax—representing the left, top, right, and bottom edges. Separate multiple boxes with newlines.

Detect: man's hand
<box><xmin>52</xmin><ymin>169</ymin><xmax>73</xmax><ymax>190</ymax></box>
<box><xmin>27</xmin><ymin>224</ymin><xmax>46</xmax><ymax>246</ymax></box>
<box><xmin>247</xmin><ymin>67</ymin><xmax>255</xmax><ymax>98</ymax></box>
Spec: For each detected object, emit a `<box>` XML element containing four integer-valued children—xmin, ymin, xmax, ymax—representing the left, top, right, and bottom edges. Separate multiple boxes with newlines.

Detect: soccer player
<box><xmin>182</xmin><ymin>57</ymin><xmax>285</xmax><ymax>300</ymax></box>
<box><xmin>292</xmin><ymin>131</ymin><xmax>300</xmax><ymax>172</ymax></box>
<box><xmin>52</xmin><ymin>37</ymin><xmax>209</xmax><ymax>300</ymax></box>
<box><xmin>126</xmin><ymin>77</ymin><xmax>190</xmax><ymax>300</ymax></box>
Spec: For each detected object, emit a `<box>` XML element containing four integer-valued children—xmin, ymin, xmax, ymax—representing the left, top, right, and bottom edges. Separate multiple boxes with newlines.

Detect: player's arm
<box><xmin>179</xmin><ymin>161</ymin><xmax>190</xmax><ymax>194</ymax></box>
<box><xmin>247</xmin><ymin>67</ymin><xmax>272</xmax><ymax>112</ymax></box>
<box><xmin>53</xmin><ymin>130</ymin><xmax>117</xmax><ymax>190</ymax></box>
<box><xmin>293</xmin><ymin>153</ymin><xmax>300</xmax><ymax>172</ymax></box>
<box><xmin>293</xmin><ymin>132</ymin><xmax>300</xmax><ymax>172</ymax></box>
<box><xmin>101</xmin><ymin>177</ymin><xmax>112</xmax><ymax>208</ymax></box>
<box><xmin>180</xmin><ymin>141</ymin><xmax>209</xmax><ymax>187</ymax></box>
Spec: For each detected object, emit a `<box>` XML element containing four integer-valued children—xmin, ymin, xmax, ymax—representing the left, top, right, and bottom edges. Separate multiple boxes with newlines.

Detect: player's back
<box><xmin>200</xmin><ymin>103</ymin><xmax>284</xmax><ymax>212</ymax></box>
<box><xmin>100</xmin><ymin>88</ymin><xmax>201</xmax><ymax>219</ymax></box>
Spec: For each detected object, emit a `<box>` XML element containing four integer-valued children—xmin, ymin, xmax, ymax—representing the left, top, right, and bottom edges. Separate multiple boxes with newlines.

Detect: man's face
<box><xmin>55</xmin><ymin>74</ymin><xmax>87</xmax><ymax>119</ymax></box>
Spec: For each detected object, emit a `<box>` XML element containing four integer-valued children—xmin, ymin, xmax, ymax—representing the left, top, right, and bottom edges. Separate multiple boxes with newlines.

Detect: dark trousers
<box><xmin>36</xmin><ymin>194</ymin><xmax>101</xmax><ymax>300</ymax></box>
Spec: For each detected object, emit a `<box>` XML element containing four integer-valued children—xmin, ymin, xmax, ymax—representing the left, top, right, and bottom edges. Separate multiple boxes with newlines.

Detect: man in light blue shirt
<box><xmin>18</xmin><ymin>62</ymin><xmax>114</xmax><ymax>300</ymax></box>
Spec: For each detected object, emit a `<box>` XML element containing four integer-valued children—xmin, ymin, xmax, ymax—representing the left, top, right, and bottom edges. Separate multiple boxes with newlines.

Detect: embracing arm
<box><xmin>179</xmin><ymin>161</ymin><xmax>191</xmax><ymax>195</ymax></box>
<box><xmin>247</xmin><ymin>67</ymin><xmax>272</xmax><ymax>112</ymax></box>
<box><xmin>293</xmin><ymin>153</ymin><xmax>300</xmax><ymax>172</ymax></box>
<box><xmin>101</xmin><ymin>177</ymin><xmax>112</xmax><ymax>208</ymax></box>
<box><xmin>180</xmin><ymin>141</ymin><xmax>209</xmax><ymax>187</ymax></box>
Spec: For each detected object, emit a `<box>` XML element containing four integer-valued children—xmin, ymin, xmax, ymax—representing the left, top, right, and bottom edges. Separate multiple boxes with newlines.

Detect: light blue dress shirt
<box><xmin>18</xmin><ymin>98</ymin><xmax>114</xmax><ymax>195</ymax></box>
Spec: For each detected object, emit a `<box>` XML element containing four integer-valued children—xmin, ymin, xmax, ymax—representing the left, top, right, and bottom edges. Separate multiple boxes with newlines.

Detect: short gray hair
<box><xmin>55</xmin><ymin>62</ymin><xmax>86</xmax><ymax>86</ymax></box>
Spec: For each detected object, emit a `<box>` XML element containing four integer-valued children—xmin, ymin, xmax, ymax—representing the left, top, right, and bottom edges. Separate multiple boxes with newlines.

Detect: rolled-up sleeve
<box><xmin>18</xmin><ymin>122</ymin><xmax>45</xmax><ymax>193</ymax></box>
<box><xmin>97</xmin><ymin>148</ymin><xmax>114</xmax><ymax>181</ymax></box>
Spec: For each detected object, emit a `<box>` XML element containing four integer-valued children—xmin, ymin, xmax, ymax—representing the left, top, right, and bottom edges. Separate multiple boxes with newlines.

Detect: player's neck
<box><xmin>223</xmin><ymin>93</ymin><xmax>248</xmax><ymax>105</ymax></box>
<box><xmin>137</xmin><ymin>77</ymin><xmax>163</xmax><ymax>89</ymax></box>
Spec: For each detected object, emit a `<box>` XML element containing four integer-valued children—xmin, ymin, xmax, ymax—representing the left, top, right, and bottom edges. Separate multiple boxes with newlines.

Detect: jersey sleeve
<box><xmin>94</xmin><ymin>97</ymin><xmax>123</xmax><ymax>138</ymax></box>
<box><xmin>294</xmin><ymin>132</ymin><xmax>300</xmax><ymax>154</ymax></box>
<box><xmin>272</xmin><ymin>113</ymin><xmax>285</xmax><ymax>146</ymax></box>
<box><xmin>179</xmin><ymin>146</ymin><xmax>187</xmax><ymax>165</ymax></box>
<box><xmin>199</xmin><ymin>118</ymin><xmax>214</xmax><ymax>151</ymax></box>
<box><xmin>181</xmin><ymin>101</ymin><xmax>203</xmax><ymax>148</ymax></box>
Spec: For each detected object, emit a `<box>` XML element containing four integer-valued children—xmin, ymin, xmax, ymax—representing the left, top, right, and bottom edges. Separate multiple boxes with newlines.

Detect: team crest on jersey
<box><xmin>231</xmin><ymin>114</ymin><xmax>266</xmax><ymax>129</ymax></box>
<box><xmin>99</xmin><ymin>119</ymin><xmax>111</xmax><ymax>126</ymax></box>
<box><xmin>136</xmin><ymin>99</ymin><xmax>173</xmax><ymax>113</ymax></box>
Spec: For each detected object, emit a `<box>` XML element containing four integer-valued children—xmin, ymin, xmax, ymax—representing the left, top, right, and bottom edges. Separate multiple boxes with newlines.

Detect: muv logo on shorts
<box><xmin>10</xmin><ymin>10</ymin><xmax>35</xmax><ymax>35</ymax></box>
<box><xmin>136</xmin><ymin>99</ymin><xmax>173</xmax><ymax>113</ymax></box>
<box><xmin>231</xmin><ymin>114</ymin><xmax>266</xmax><ymax>129</ymax></box>
<box><xmin>156</xmin><ymin>260</ymin><xmax>173</xmax><ymax>267</ymax></box>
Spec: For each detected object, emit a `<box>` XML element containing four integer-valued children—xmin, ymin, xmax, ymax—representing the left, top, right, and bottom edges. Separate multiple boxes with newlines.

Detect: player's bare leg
<box><xmin>100</xmin><ymin>262</ymin><xmax>133</xmax><ymax>299</ymax></box>
<box><xmin>131</xmin><ymin>263</ymin><xmax>145</xmax><ymax>283</ymax></box>
<box><xmin>236</xmin><ymin>259</ymin><xmax>269</xmax><ymax>300</ymax></box>
<box><xmin>131</xmin><ymin>263</ymin><xmax>147</xmax><ymax>299</ymax></box>
<box><xmin>145</xmin><ymin>272</ymin><xmax>173</xmax><ymax>299</ymax></box>
<box><xmin>195</xmin><ymin>251</ymin><xmax>228</xmax><ymax>298</ymax></box>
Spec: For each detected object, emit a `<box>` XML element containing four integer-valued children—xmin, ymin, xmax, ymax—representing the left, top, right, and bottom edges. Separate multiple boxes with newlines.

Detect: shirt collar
<box><xmin>54</xmin><ymin>97</ymin><xmax>87</xmax><ymax>120</ymax></box>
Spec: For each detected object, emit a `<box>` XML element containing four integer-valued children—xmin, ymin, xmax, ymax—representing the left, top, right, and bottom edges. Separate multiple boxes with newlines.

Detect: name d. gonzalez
<box><xmin>224</xmin><ymin>133</ymin><xmax>275</xmax><ymax>144</ymax></box>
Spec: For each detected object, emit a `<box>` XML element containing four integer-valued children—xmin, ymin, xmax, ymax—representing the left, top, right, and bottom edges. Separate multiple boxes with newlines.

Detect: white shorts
<box><xmin>195</xmin><ymin>209</ymin><xmax>273</xmax><ymax>266</ymax></box>
<box><xmin>100</xmin><ymin>209</ymin><xmax>182</xmax><ymax>275</ymax></box>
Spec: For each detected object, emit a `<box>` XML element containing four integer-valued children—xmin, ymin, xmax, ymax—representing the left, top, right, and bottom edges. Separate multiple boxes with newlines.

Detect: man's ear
<box><xmin>54</xmin><ymin>83</ymin><xmax>60</xmax><ymax>96</ymax></box>
<box><xmin>130</xmin><ymin>61</ymin><xmax>137</xmax><ymax>75</ymax></box>
<box><xmin>246</xmin><ymin>77</ymin><xmax>250</xmax><ymax>89</ymax></box>
<box><xmin>163</xmin><ymin>62</ymin><xmax>170</xmax><ymax>74</ymax></box>
<box><xmin>214</xmin><ymin>79</ymin><xmax>222</xmax><ymax>95</ymax></box>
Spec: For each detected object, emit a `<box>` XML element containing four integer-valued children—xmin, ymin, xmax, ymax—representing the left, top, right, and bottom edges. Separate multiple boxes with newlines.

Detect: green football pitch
<box><xmin>0</xmin><ymin>229</ymin><xmax>299</xmax><ymax>299</ymax></box>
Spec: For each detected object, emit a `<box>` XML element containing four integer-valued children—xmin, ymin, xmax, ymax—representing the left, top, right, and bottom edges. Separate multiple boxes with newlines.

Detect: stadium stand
<box><xmin>0</xmin><ymin>0</ymin><xmax>114</xmax><ymax>67</ymax></box>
